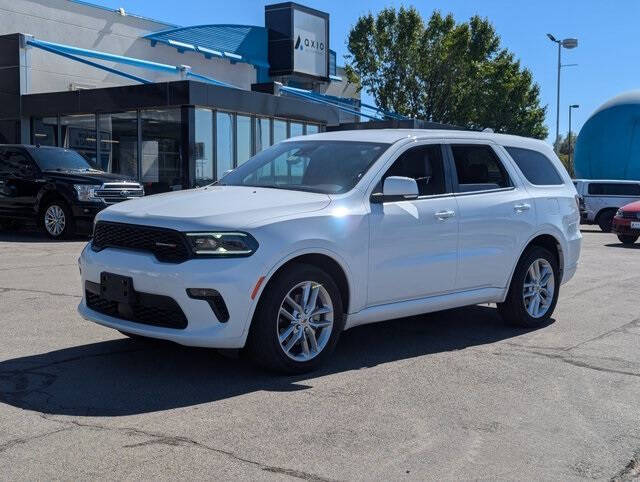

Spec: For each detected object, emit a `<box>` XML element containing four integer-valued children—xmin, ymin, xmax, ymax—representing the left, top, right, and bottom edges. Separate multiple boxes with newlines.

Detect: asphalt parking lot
<box><xmin>0</xmin><ymin>227</ymin><xmax>638</xmax><ymax>480</ymax></box>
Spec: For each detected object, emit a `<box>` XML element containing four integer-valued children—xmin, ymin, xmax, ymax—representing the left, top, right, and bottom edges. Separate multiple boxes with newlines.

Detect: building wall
<box><xmin>0</xmin><ymin>0</ymin><xmax>257</xmax><ymax>93</ymax></box>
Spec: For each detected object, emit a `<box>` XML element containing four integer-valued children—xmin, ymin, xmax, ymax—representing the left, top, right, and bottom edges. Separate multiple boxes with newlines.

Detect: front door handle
<box><xmin>514</xmin><ymin>203</ymin><xmax>531</xmax><ymax>213</ymax></box>
<box><xmin>435</xmin><ymin>209</ymin><xmax>456</xmax><ymax>220</ymax></box>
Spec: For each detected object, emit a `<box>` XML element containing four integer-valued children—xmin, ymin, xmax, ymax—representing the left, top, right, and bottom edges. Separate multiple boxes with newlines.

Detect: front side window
<box><xmin>0</xmin><ymin>149</ymin><xmax>37</xmax><ymax>176</ymax></box>
<box><xmin>505</xmin><ymin>146</ymin><xmax>563</xmax><ymax>185</ymax></box>
<box><xmin>450</xmin><ymin>144</ymin><xmax>512</xmax><ymax>192</ymax></box>
<box><xmin>374</xmin><ymin>144</ymin><xmax>448</xmax><ymax>196</ymax></box>
<box><xmin>588</xmin><ymin>183</ymin><xmax>640</xmax><ymax>196</ymax></box>
<box><xmin>219</xmin><ymin>141</ymin><xmax>388</xmax><ymax>194</ymax></box>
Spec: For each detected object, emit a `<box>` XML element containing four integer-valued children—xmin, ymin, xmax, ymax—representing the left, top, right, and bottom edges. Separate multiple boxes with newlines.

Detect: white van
<box><xmin>574</xmin><ymin>179</ymin><xmax>640</xmax><ymax>231</ymax></box>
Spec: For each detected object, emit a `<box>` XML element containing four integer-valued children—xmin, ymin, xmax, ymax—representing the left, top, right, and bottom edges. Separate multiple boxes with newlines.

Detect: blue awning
<box><xmin>144</xmin><ymin>25</ymin><xmax>269</xmax><ymax>69</ymax></box>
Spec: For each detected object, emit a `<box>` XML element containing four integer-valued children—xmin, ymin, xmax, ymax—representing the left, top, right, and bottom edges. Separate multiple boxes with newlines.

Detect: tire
<box><xmin>617</xmin><ymin>234</ymin><xmax>639</xmax><ymax>245</ymax></box>
<box><xmin>41</xmin><ymin>200</ymin><xmax>74</xmax><ymax>239</ymax></box>
<box><xmin>597</xmin><ymin>209</ymin><xmax>616</xmax><ymax>232</ymax></box>
<box><xmin>497</xmin><ymin>246</ymin><xmax>560</xmax><ymax>328</ymax></box>
<box><xmin>246</xmin><ymin>263</ymin><xmax>345</xmax><ymax>374</ymax></box>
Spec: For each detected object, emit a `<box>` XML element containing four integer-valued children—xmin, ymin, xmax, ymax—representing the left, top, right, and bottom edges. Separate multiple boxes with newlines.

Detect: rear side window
<box><xmin>505</xmin><ymin>146</ymin><xmax>564</xmax><ymax>185</ymax></box>
<box><xmin>450</xmin><ymin>144</ymin><xmax>511</xmax><ymax>192</ymax></box>
<box><xmin>588</xmin><ymin>183</ymin><xmax>640</xmax><ymax>196</ymax></box>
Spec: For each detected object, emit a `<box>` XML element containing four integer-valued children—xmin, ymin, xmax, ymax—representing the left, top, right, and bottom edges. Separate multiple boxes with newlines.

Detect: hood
<box><xmin>98</xmin><ymin>185</ymin><xmax>331</xmax><ymax>230</ymax></box>
<box><xmin>44</xmin><ymin>169</ymin><xmax>137</xmax><ymax>185</ymax></box>
<box><xmin>622</xmin><ymin>200</ymin><xmax>640</xmax><ymax>212</ymax></box>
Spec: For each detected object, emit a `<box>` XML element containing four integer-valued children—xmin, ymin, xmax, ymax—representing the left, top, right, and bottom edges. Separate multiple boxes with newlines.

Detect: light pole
<box><xmin>547</xmin><ymin>34</ymin><xmax>578</xmax><ymax>149</ymax></box>
<box><xmin>568</xmin><ymin>104</ymin><xmax>579</xmax><ymax>171</ymax></box>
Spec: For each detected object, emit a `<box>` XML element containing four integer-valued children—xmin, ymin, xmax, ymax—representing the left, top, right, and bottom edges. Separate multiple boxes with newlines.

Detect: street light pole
<box><xmin>568</xmin><ymin>104</ymin><xmax>579</xmax><ymax>171</ymax></box>
<box><xmin>547</xmin><ymin>34</ymin><xmax>578</xmax><ymax>150</ymax></box>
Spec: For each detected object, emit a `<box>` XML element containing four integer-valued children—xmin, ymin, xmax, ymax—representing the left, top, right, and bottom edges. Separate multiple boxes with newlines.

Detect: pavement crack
<box><xmin>40</xmin><ymin>415</ymin><xmax>334</xmax><ymax>481</ymax></box>
<box><xmin>0</xmin><ymin>427</ymin><xmax>70</xmax><ymax>454</ymax></box>
<box><xmin>564</xmin><ymin>318</ymin><xmax>640</xmax><ymax>352</ymax></box>
<box><xmin>528</xmin><ymin>351</ymin><xmax>640</xmax><ymax>378</ymax></box>
<box><xmin>0</xmin><ymin>286</ymin><xmax>81</xmax><ymax>299</ymax></box>
<box><xmin>611</xmin><ymin>448</ymin><xmax>640</xmax><ymax>481</ymax></box>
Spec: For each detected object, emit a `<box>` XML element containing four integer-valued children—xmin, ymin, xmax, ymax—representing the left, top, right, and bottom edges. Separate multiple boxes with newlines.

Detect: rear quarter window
<box><xmin>504</xmin><ymin>146</ymin><xmax>564</xmax><ymax>185</ymax></box>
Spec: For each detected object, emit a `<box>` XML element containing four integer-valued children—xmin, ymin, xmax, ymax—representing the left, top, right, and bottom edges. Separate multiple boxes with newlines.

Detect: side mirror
<box><xmin>371</xmin><ymin>176</ymin><xmax>419</xmax><ymax>203</ymax></box>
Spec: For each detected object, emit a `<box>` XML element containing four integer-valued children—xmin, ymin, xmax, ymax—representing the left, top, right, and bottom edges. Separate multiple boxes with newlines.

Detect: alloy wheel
<box><xmin>522</xmin><ymin>258</ymin><xmax>555</xmax><ymax>318</ymax></box>
<box><xmin>277</xmin><ymin>281</ymin><xmax>334</xmax><ymax>362</ymax></box>
<box><xmin>44</xmin><ymin>205</ymin><xmax>66</xmax><ymax>237</ymax></box>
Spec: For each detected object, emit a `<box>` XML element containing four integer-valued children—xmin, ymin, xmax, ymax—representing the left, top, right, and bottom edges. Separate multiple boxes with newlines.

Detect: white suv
<box><xmin>78</xmin><ymin>129</ymin><xmax>582</xmax><ymax>373</ymax></box>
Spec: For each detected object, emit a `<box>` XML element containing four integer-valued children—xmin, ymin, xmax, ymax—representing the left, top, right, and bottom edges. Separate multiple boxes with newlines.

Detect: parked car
<box><xmin>0</xmin><ymin>145</ymin><xmax>143</xmax><ymax>238</ymax></box>
<box><xmin>612</xmin><ymin>200</ymin><xmax>640</xmax><ymax>245</ymax></box>
<box><xmin>573</xmin><ymin>179</ymin><xmax>640</xmax><ymax>232</ymax></box>
<box><xmin>78</xmin><ymin>129</ymin><xmax>582</xmax><ymax>373</ymax></box>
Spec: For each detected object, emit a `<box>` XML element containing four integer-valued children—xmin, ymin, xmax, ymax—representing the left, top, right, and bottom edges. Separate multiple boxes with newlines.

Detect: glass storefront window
<box><xmin>97</xmin><ymin>112</ymin><xmax>138</xmax><ymax>178</ymax></box>
<box><xmin>216</xmin><ymin>111</ymin><xmax>233</xmax><ymax>178</ymax></box>
<box><xmin>274</xmin><ymin>119</ymin><xmax>287</xmax><ymax>144</ymax></box>
<box><xmin>306</xmin><ymin>124</ymin><xmax>319</xmax><ymax>135</ymax></box>
<box><xmin>194</xmin><ymin>108</ymin><xmax>214</xmax><ymax>185</ymax></box>
<box><xmin>32</xmin><ymin>117</ymin><xmax>58</xmax><ymax>146</ymax></box>
<box><xmin>255</xmin><ymin>117</ymin><xmax>271</xmax><ymax>153</ymax></box>
<box><xmin>141</xmin><ymin>108</ymin><xmax>184</xmax><ymax>194</ymax></box>
<box><xmin>236</xmin><ymin>115</ymin><xmax>252</xmax><ymax>166</ymax></box>
<box><xmin>60</xmin><ymin>114</ymin><xmax>97</xmax><ymax>165</ymax></box>
<box><xmin>290</xmin><ymin>122</ymin><xmax>303</xmax><ymax>138</ymax></box>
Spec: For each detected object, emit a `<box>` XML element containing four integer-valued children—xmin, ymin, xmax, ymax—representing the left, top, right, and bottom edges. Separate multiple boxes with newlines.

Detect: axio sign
<box><xmin>292</xmin><ymin>9</ymin><xmax>327</xmax><ymax>78</ymax></box>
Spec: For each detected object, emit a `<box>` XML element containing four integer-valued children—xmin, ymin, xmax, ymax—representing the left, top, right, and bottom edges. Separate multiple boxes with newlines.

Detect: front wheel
<box><xmin>498</xmin><ymin>246</ymin><xmax>559</xmax><ymax>328</ymax></box>
<box><xmin>41</xmin><ymin>201</ymin><xmax>74</xmax><ymax>239</ymax></box>
<box><xmin>246</xmin><ymin>264</ymin><xmax>344</xmax><ymax>374</ymax></box>
<box><xmin>617</xmin><ymin>234</ymin><xmax>639</xmax><ymax>245</ymax></box>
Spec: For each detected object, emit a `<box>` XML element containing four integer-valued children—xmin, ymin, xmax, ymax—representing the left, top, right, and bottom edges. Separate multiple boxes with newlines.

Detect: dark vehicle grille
<box><xmin>85</xmin><ymin>283</ymin><xmax>188</xmax><ymax>329</ymax></box>
<box><xmin>621</xmin><ymin>211</ymin><xmax>640</xmax><ymax>219</ymax></box>
<box><xmin>95</xmin><ymin>182</ymin><xmax>144</xmax><ymax>204</ymax></box>
<box><xmin>92</xmin><ymin>221</ymin><xmax>191</xmax><ymax>263</ymax></box>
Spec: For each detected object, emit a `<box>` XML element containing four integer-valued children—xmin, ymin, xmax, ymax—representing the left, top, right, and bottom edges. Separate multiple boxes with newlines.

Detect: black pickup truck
<box><xmin>0</xmin><ymin>145</ymin><xmax>144</xmax><ymax>238</ymax></box>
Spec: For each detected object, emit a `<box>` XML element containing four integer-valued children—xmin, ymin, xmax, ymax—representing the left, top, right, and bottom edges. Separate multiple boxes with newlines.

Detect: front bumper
<box><xmin>612</xmin><ymin>217</ymin><xmax>640</xmax><ymax>236</ymax></box>
<box><xmin>71</xmin><ymin>202</ymin><xmax>107</xmax><ymax>233</ymax></box>
<box><xmin>77</xmin><ymin>243</ymin><xmax>264</xmax><ymax>348</ymax></box>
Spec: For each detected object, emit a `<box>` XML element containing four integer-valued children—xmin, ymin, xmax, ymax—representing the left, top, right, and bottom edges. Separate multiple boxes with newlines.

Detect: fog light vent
<box><xmin>186</xmin><ymin>288</ymin><xmax>229</xmax><ymax>323</ymax></box>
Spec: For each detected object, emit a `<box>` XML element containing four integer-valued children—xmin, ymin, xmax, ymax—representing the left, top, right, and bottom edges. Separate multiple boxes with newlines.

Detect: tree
<box><xmin>345</xmin><ymin>7</ymin><xmax>548</xmax><ymax>139</ymax></box>
<box><xmin>554</xmin><ymin>132</ymin><xmax>577</xmax><ymax>177</ymax></box>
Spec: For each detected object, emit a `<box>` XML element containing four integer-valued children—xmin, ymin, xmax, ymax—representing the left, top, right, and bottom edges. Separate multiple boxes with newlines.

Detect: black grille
<box><xmin>92</xmin><ymin>221</ymin><xmax>191</xmax><ymax>263</ymax></box>
<box><xmin>621</xmin><ymin>211</ymin><xmax>640</xmax><ymax>220</ymax></box>
<box><xmin>86</xmin><ymin>282</ymin><xmax>188</xmax><ymax>329</ymax></box>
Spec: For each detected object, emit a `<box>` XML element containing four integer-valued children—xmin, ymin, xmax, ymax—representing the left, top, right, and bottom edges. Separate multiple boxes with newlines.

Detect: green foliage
<box><xmin>554</xmin><ymin>132</ymin><xmax>577</xmax><ymax>177</ymax></box>
<box><xmin>345</xmin><ymin>7</ymin><xmax>548</xmax><ymax>139</ymax></box>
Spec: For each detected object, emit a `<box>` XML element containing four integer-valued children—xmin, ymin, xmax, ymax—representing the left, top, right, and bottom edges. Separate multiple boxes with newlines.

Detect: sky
<box><xmin>86</xmin><ymin>0</ymin><xmax>640</xmax><ymax>143</ymax></box>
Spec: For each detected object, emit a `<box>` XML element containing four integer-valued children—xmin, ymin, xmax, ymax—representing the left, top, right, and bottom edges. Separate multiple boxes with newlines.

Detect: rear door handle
<box><xmin>514</xmin><ymin>203</ymin><xmax>531</xmax><ymax>213</ymax></box>
<box><xmin>435</xmin><ymin>209</ymin><xmax>456</xmax><ymax>220</ymax></box>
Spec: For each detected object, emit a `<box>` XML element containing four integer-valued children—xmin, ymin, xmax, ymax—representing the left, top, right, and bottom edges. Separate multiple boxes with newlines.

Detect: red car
<box><xmin>612</xmin><ymin>200</ymin><xmax>640</xmax><ymax>245</ymax></box>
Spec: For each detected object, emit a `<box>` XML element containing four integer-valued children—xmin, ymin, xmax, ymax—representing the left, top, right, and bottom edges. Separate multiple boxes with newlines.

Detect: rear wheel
<box><xmin>617</xmin><ymin>234</ymin><xmax>639</xmax><ymax>245</ymax></box>
<box><xmin>246</xmin><ymin>264</ymin><xmax>344</xmax><ymax>374</ymax></box>
<box><xmin>597</xmin><ymin>209</ymin><xmax>616</xmax><ymax>232</ymax></box>
<box><xmin>41</xmin><ymin>200</ymin><xmax>74</xmax><ymax>239</ymax></box>
<box><xmin>498</xmin><ymin>246</ymin><xmax>559</xmax><ymax>328</ymax></box>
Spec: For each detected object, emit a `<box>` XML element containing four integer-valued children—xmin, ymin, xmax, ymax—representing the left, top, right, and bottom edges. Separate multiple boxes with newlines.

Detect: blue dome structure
<box><xmin>574</xmin><ymin>91</ymin><xmax>640</xmax><ymax>180</ymax></box>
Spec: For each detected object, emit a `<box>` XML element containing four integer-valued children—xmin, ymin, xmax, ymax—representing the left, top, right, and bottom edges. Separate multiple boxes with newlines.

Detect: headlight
<box><xmin>74</xmin><ymin>184</ymin><xmax>102</xmax><ymax>202</ymax></box>
<box><xmin>185</xmin><ymin>232</ymin><xmax>258</xmax><ymax>257</ymax></box>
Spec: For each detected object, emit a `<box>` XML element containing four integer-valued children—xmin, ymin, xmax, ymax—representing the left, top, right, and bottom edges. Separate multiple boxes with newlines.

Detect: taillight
<box><xmin>575</xmin><ymin>195</ymin><xmax>584</xmax><ymax>210</ymax></box>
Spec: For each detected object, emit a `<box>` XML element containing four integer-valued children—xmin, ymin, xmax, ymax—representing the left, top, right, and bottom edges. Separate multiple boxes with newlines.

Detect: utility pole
<box><xmin>547</xmin><ymin>34</ymin><xmax>578</xmax><ymax>149</ymax></box>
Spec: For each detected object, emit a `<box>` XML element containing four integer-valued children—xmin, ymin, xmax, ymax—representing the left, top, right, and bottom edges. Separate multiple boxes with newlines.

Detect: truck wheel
<box><xmin>246</xmin><ymin>264</ymin><xmax>344</xmax><ymax>374</ymax></box>
<box><xmin>597</xmin><ymin>210</ymin><xmax>615</xmax><ymax>232</ymax></box>
<box><xmin>498</xmin><ymin>246</ymin><xmax>560</xmax><ymax>328</ymax></box>
<box><xmin>41</xmin><ymin>200</ymin><xmax>74</xmax><ymax>239</ymax></box>
<box><xmin>617</xmin><ymin>234</ymin><xmax>639</xmax><ymax>245</ymax></box>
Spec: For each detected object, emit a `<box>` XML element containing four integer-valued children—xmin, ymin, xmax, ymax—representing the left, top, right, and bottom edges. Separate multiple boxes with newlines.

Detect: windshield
<box><xmin>30</xmin><ymin>148</ymin><xmax>94</xmax><ymax>171</ymax></box>
<box><xmin>218</xmin><ymin>141</ymin><xmax>389</xmax><ymax>194</ymax></box>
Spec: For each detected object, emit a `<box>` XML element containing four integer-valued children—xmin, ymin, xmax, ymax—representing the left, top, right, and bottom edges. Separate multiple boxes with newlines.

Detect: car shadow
<box><xmin>0</xmin><ymin>305</ymin><xmax>551</xmax><ymax>417</ymax></box>
<box><xmin>605</xmin><ymin>242</ymin><xmax>640</xmax><ymax>250</ymax></box>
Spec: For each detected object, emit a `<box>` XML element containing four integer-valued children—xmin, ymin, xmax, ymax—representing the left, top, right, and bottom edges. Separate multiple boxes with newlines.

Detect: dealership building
<box><xmin>0</xmin><ymin>0</ymin><xmax>389</xmax><ymax>193</ymax></box>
